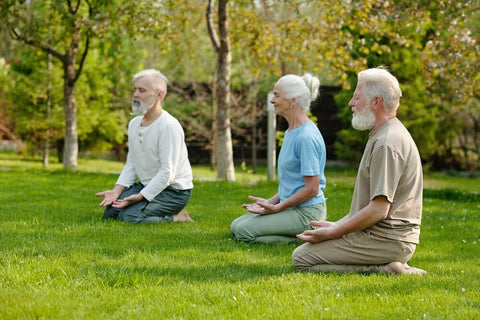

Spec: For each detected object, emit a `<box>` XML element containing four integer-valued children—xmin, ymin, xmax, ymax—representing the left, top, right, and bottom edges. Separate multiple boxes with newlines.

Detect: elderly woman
<box><xmin>230</xmin><ymin>74</ymin><xmax>327</xmax><ymax>244</ymax></box>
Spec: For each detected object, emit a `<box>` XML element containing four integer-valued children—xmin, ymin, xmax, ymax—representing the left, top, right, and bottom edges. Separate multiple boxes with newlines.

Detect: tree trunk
<box><xmin>62</xmin><ymin>27</ymin><xmax>80</xmax><ymax>170</ymax></box>
<box><xmin>7</xmin><ymin>1</ymin><xmax>90</xmax><ymax>170</ymax></box>
<box><xmin>251</xmin><ymin>102</ymin><xmax>257</xmax><ymax>173</ymax></box>
<box><xmin>214</xmin><ymin>0</ymin><xmax>235</xmax><ymax>180</ymax></box>
<box><xmin>62</xmin><ymin>61</ymin><xmax>78</xmax><ymax>170</ymax></box>
<box><xmin>210</xmin><ymin>69</ymin><xmax>217</xmax><ymax>171</ymax></box>
<box><xmin>43</xmin><ymin>52</ymin><xmax>52</xmax><ymax>167</ymax></box>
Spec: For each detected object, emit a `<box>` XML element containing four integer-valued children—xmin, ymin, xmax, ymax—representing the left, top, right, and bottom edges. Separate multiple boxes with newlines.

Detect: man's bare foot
<box><xmin>173</xmin><ymin>209</ymin><xmax>194</xmax><ymax>222</ymax></box>
<box><xmin>403</xmin><ymin>263</ymin><xmax>427</xmax><ymax>275</ymax></box>
<box><xmin>384</xmin><ymin>262</ymin><xmax>426</xmax><ymax>275</ymax></box>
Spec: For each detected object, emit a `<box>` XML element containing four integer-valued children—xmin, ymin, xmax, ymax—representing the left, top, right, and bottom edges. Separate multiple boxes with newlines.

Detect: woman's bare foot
<box><xmin>173</xmin><ymin>209</ymin><xmax>194</xmax><ymax>222</ymax></box>
<box><xmin>384</xmin><ymin>262</ymin><xmax>426</xmax><ymax>275</ymax></box>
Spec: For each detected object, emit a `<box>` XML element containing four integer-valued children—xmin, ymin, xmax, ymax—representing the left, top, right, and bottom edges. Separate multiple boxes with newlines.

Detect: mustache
<box><xmin>132</xmin><ymin>98</ymin><xmax>141</xmax><ymax>107</ymax></box>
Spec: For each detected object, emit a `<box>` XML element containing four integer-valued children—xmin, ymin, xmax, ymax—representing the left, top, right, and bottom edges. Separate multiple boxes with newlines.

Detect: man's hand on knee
<box><xmin>112</xmin><ymin>193</ymin><xmax>144</xmax><ymax>209</ymax></box>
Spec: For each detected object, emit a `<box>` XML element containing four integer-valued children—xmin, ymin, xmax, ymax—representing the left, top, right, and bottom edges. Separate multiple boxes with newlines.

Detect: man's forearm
<box><xmin>334</xmin><ymin>198</ymin><xmax>390</xmax><ymax>237</ymax></box>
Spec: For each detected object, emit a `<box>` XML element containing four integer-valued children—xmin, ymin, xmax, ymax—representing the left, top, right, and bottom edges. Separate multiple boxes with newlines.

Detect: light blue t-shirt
<box><xmin>277</xmin><ymin>121</ymin><xmax>326</xmax><ymax>207</ymax></box>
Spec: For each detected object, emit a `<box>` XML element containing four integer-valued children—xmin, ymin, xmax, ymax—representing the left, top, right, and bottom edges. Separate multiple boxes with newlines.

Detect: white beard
<box><xmin>352</xmin><ymin>106</ymin><xmax>375</xmax><ymax>131</ymax></box>
<box><xmin>131</xmin><ymin>96</ymin><xmax>156</xmax><ymax>115</ymax></box>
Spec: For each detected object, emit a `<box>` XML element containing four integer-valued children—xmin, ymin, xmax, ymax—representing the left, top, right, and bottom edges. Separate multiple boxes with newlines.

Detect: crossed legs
<box><xmin>292</xmin><ymin>230</ymin><xmax>426</xmax><ymax>275</ymax></box>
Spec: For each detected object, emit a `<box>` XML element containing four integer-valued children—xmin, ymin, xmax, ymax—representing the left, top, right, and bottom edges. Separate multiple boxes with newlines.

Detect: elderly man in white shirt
<box><xmin>96</xmin><ymin>69</ymin><xmax>194</xmax><ymax>223</ymax></box>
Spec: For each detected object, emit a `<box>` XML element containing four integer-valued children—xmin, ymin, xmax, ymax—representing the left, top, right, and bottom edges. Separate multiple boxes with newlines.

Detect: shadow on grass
<box><xmin>423</xmin><ymin>188</ymin><xmax>480</xmax><ymax>202</ymax></box>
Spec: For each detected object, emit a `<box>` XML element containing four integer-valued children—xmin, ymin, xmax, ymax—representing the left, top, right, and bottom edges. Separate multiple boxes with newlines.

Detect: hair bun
<box><xmin>301</xmin><ymin>73</ymin><xmax>320</xmax><ymax>100</ymax></box>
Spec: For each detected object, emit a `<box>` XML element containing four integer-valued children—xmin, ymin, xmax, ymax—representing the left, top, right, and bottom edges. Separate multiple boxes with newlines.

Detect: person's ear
<box><xmin>157</xmin><ymin>90</ymin><xmax>164</xmax><ymax>100</ymax></box>
<box><xmin>291</xmin><ymin>97</ymin><xmax>298</xmax><ymax>108</ymax></box>
<box><xmin>372</xmin><ymin>96</ymin><xmax>383</xmax><ymax>111</ymax></box>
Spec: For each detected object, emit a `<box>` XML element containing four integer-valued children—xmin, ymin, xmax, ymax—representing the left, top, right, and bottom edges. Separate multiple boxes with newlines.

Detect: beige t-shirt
<box><xmin>349</xmin><ymin>118</ymin><xmax>423</xmax><ymax>244</ymax></box>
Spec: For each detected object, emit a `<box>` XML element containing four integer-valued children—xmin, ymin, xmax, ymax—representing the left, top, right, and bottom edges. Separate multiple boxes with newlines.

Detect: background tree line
<box><xmin>0</xmin><ymin>0</ymin><xmax>479</xmax><ymax>176</ymax></box>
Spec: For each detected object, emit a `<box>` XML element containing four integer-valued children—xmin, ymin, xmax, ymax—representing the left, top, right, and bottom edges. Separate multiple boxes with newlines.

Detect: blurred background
<box><xmin>0</xmin><ymin>0</ymin><xmax>478</xmax><ymax>176</ymax></box>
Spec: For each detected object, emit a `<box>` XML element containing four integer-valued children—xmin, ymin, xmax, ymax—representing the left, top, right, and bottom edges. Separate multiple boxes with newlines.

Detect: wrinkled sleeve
<box><xmin>140</xmin><ymin>122</ymin><xmax>183</xmax><ymax>201</ymax></box>
<box><xmin>115</xmin><ymin>121</ymin><xmax>137</xmax><ymax>187</ymax></box>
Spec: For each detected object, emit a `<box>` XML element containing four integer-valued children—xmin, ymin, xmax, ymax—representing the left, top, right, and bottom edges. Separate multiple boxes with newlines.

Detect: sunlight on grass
<box><xmin>0</xmin><ymin>152</ymin><xmax>268</xmax><ymax>182</ymax></box>
<box><xmin>1</xmin><ymin>152</ymin><xmax>479</xmax><ymax>319</ymax></box>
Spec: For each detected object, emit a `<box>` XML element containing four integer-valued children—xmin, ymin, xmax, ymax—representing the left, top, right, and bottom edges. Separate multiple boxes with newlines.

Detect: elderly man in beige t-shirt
<box><xmin>292</xmin><ymin>68</ymin><xmax>426</xmax><ymax>275</ymax></box>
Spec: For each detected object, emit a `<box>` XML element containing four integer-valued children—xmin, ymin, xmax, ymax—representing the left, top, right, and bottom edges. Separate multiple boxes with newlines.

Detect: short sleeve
<box><xmin>369</xmin><ymin>145</ymin><xmax>404</xmax><ymax>203</ymax></box>
<box><xmin>297</xmin><ymin>137</ymin><xmax>322</xmax><ymax>177</ymax></box>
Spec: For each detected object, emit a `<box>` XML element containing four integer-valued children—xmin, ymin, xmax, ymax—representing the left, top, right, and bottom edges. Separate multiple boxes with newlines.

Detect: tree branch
<box><xmin>9</xmin><ymin>28</ymin><xmax>65</xmax><ymax>62</ymax></box>
<box><xmin>206</xmin><ymin>0</ymin><xmax>220</xmax><ymax>52</ymax></box>
<box><xmin>73</xmin><ymin>0</ymin><xmax>93</xmax><ymax>84</ymax></box>
<box><xmin>74</xmin><ymin>33</ymin><xmax>89</xmax><ymax>84</ymax></box>
<box><xmin>74</xmin><ymin>0</ymin><xmax>82</xmax><ymax>13</ymax></box>
<box><xmin>218</xmin><ymin>0</ymin><xmax>229</xmax><ymax>46</ymax></box>
<box><xmin>67</xmin><ymin>0</ymin><xmax>82</xmax><ymax>14</ymax></box>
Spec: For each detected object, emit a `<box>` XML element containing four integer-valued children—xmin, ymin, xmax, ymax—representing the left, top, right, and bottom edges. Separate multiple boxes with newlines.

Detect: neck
<box><xmin>371</xmin><ymin>114</ymin><xmax>396</xmax><ymax>133</ymax></box>
<box><xmin>286</xmin><ymin>110</ymin><xmax>309</xmax><ymax>130</ymax></box>
<box><xmin>142</xmin><ymin>102</ymin><xmax>163</xmax><ymax>126</ymax></box>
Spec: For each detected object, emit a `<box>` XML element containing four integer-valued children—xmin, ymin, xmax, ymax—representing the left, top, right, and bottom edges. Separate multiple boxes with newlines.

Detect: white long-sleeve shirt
<box><xmin>116</xmin><ymin>110</ymin><xmax>193</xmax><ymax>201</ymax></box>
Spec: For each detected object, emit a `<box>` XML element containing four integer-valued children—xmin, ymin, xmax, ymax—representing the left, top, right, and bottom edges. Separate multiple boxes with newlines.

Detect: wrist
<box><xmin>330</xmin><ymin>224</ymin><xmax>343</xmax><ymax>239</ymax></box>
<box><xmin>113</xmin><ymin>185</ymin><xmax>126</xmax><ymax>194</ymax></box>
<box><xmin>269</xmin><ymin>196</ymin><xmax>280</xmax><ymax>205</ymax></box>
<box><xmin>275</xmin><ymin>201</ymin><xmax>285</xmax><ymax>211</ymax></box>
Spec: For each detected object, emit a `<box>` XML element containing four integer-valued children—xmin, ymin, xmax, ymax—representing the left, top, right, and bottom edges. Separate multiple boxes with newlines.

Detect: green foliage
<box><xmin>3</xmin><ymin>44</ymin><xmax>130</xmax><ymax>156</ymax></box>
<box><xmin>0</xmin><ymin>155</ymin><xmax>479</xmax><ymax>318</ymax></box>
<box><xmin>420</xmin><ymin>1</ymin><xmax>480</xmax><ymax>170</ymax></box>
<box><xmin>332</xmin><ymin>0</ymin><xmax>479</xmax><ymax>170</ymax></box>
<box><xmin>5</xmin><ymin>49</ymin><xmax>64</xmax><ymax>155</ymax></box>
<box><xmin>1</xmin><ymin>0</ymin><xmax>479</xmax><ymax>170</ymax></box>
<box><xmin>75</xmin><ymin>48</ymin><xmax>128</xmax><ymax>153</ymax></box>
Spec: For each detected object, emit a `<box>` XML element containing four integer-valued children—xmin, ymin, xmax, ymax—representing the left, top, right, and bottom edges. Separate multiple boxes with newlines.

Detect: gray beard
<box><xmin>131</xmin><ymin>98</ymin><xmax>155</xmax><ymax>115</ymax></box>
<box><xmin>352</xmin><ymin>107</ymin><xmax>375</xmax><ymax>131</ymax></box>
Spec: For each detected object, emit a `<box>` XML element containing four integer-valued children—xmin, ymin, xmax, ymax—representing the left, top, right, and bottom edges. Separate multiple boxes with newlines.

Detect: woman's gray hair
<box><xmin>358</xmin><ymin>67</ymin><xmax>402</xmax><ymax>114</ymax></box>
<box><xmin>276</xmin><ymin>73</ymin><xmax>320</xmax><ymax>113</ymax></box>
<box><xmin>133</xmin><ymin>69</ymin><xmax>168</xmax><ymax>97</ymax></box>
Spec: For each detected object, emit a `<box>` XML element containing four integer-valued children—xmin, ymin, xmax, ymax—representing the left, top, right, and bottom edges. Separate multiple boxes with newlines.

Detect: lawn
<box><xmin>0</xmin><ymin>153</ymin><xmax>479</xmax><ymax>319</ymax></box>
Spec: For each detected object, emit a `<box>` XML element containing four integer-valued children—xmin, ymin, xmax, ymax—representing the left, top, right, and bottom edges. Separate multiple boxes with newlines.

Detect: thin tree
<box><xmin>206</xmin><ymin>0</ymin><xmax>236</xmax><ymax>181</ymax></box>
<box><xmin>7</xmin><ymin>1</ymin><xmax>92</xmax><ymax>169</ymax></box>
<box><xmin>43</xmin><ymin>52</ymin><xmax>52</xmax><ymax>168</ymax></box>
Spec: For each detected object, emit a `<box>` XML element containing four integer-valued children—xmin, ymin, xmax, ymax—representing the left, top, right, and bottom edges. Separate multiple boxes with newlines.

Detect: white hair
<box><xmin>358</xmin><ymin>67</ymin><xmax>402</xmax><ymax>114</ymax></box>
<box><xmin>276</xmin><ymin>73</ymin><xmax>320</xmax><ymax>112</ymax></box>
<box><xmin>133</xmin><ymin>69</ymin><xmax>168</xmax><ymax>97</ymax></box>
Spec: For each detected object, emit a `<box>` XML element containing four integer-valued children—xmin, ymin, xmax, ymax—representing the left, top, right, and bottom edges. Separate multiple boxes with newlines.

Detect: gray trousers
<box><xmin>292</xmin><ymin>230</ymin><xmax>416</xmax><ymax>273</ymax></box>
<box><xmin>103</xmin><ymin>182</ymin><xmax>192</xmax><ymax>223</ymax></box>
<box><xmin>230</xmin><ymin>202</ymin><xmax>327</xmax><ymax>244</ymax></box>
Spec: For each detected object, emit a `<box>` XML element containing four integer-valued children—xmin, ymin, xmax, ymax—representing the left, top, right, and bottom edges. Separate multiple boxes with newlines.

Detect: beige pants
<box><xmin>292</xmin><ymin>230</ymin><xmax>416</xmax><ymax>273</ymax></box>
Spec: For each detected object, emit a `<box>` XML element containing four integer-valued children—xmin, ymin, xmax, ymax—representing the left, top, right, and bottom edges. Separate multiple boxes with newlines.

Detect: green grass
<box><xmin>0</xmin><ymin>154</ymin><xmax>479</xmax><ymax>319</ymax></box>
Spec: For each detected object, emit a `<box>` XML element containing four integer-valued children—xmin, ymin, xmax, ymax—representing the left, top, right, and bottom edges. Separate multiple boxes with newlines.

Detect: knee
<box><xmin>230</xmin><ymin>221</ymin><xmax>255</xmax><ymax>243</ymax></box>
<box><xmin>291</xmin><ymin>245</ymin><xmax>311</xmax><ymax>272</ymax></box>
<box><xmin>102</xmin><ymin>206</ymin><xmax>118</xmax><ymax>219</ymax></box>
<box><xmin>118</xmin><ymin>209</ymin><xmax>144</xmax><ymax>223</ymax></box>
<box><xmin>230</xmin><ymin>219</ymin><xmax>238</xmax><ymax>234</ymax></box>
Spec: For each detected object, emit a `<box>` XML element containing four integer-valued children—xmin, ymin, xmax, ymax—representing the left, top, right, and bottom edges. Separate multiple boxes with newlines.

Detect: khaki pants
<box><xmin>292</xmin><ymin>230</ymin><xmax>416</xmax><ymax>273</ymax></box>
